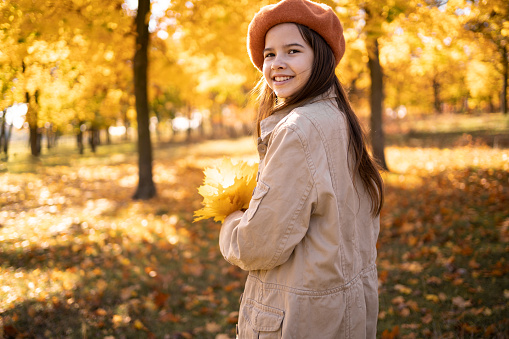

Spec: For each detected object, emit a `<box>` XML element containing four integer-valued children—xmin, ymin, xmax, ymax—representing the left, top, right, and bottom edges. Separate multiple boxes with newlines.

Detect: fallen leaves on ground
<box><xmin>0</xmin><ymin>139</ymin><xmax>508</xmax><ymax>338</ymax></box>
<box><xmin>378</xmin><ymin>145</ymin><xmax>509</xmax><ymax>338</ymax></box>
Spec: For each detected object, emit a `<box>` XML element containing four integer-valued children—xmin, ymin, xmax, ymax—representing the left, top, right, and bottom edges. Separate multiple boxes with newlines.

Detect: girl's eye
<box><xmin>289</xmin><ymin>49</ymin><xmax>300</xmax><ymax>54</ymax></box>
<box><xmin>264</xmin><ymin>53</ymin><xmax>275</xmax><ymax>58</ymax></box>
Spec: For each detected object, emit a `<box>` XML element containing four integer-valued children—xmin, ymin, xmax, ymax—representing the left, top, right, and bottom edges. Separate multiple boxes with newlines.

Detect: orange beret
<box><xmin>247</xmin><ymin>0</ymin><xmax>346</xmax><ymax>71</ymax></box>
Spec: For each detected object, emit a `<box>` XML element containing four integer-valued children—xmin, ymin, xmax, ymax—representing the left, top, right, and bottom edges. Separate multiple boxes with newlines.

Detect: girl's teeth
<box><xmin>275</xmin><ymin>76</ymin><xmax>291</xmax><ymax>82</ymax></box>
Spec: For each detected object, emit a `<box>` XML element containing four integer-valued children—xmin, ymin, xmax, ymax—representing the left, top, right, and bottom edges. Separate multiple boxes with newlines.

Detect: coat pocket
<box><xmin>239</xmin><ymin>298</ymin><xmax>284</xmax><ymax>339</ymax></box>
<box><xmin>246</xmin><ymin>180</ymin><xmax>270</xmax><ymax>221</ymax></box>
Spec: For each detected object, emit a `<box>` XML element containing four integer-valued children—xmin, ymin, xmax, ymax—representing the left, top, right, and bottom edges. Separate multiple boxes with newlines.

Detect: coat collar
<box><xmin>259</xmin><ymin>89</ymin><xmax>337</xmax><ymax>143</ymax></box>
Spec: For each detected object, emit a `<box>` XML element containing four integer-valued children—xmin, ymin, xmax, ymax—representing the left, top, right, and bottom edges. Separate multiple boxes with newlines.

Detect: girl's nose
<box><xmin>271</xmin><ymin>55</ymin><xmax>286</xmax><ymax>70</ymax></box>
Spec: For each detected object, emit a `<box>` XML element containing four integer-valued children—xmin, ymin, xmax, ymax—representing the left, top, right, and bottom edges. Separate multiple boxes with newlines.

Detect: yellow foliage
<box><xmin>194</xmin><ymin>158</ymin><xmax>258</xmax><ymax>223</ymax></box>
<box><xmin>133</xmin><ymin>319</ymin><xmax>147</xmax><ymax>331</ymax></box>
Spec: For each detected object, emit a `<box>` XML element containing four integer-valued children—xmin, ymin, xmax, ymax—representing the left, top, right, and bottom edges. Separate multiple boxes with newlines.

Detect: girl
<box><xmin>219</xmin><ymin>0</ymin><xmax>384</xmax><ymax>337</ymax></box>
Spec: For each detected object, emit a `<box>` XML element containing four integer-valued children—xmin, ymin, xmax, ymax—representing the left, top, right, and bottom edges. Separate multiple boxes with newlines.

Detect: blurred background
<box><xmin>1</xmin><ymin>0</ymin><xmax>508</xmax><ymax>338</ymax></box>
<box><xmin>1</xmin><ymin>0</ymin><xmax>507</xmax><ymax>160</ymax></box>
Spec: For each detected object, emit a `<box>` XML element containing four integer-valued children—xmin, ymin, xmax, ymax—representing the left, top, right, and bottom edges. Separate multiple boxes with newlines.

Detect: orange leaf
<box><xmin>406</xmin><ymin>300</ymin><xmax>419</xmax><ymax>312</ymax></box>
<box><xmin>381</xmin><ymin>325</ymin><xmax>400</xmax><ymax>339</ymax></box>
<box><xmin>205</xmin><ymin>322</ymin><xmax>221</xmax><ymax>333</ymax></box>
<box><xmin>159</xmin><ymin>312</ymin><xmax>181</xmax><ymax>323</ymax></box>
<box><xmin>227</xmin><ymin>311</ymin><xmax>239</xmax><ymax>324</ymax></box>
<box><xmin>468</xmin><ymin>259</ymin><xmax>480</xmax><ymax>269</ymax></box>
<box><xmin>399</xmin><ymin>307</ymin><xmax>410</xmax><ymax>317</ymax></box>
<box><xmin>452</xmin><ymin>296</ymin><xmax>471</xmax><ymax>308</ymax></box>
<box><xmin>223</xmin><ymin>281</ymin><xmax>241</xmax><ymax>292</ymax></box>
<box><xmin>461</xmin><ymin>323</ymin><xmax>480</xmax><ymax>334</ymax></box>
<box><xmin>95</xmin><ymin>308</ymin><xmax>107</xmax><ymax>316</ymax></box>
<box><xmin>421</xmin><ymin>313</ymin><xmax>433</xmax><ymax>324</ymax></box>
<box><xmin>153</xmin><ymin>291</ymin><xmax>169</xmax><ymax>308</ymax></box>
<box><xmin>425</xmin><ymin>276</ymin><xmax>442</xmax><ymax>285</ymax></box>
<box><xmin>379</xmin><ymin>270</ymin><xmax>389</xmax><ymax>283</ymax></box>
<box><xmin>391</xmin><ymin>296</ymin><xmax>405</xmax><ymax>305</ymax></box>
<box><xmin>112</xmin><ymin>314</ymin><xmax>123</xmax><ymax>327</ymax></box>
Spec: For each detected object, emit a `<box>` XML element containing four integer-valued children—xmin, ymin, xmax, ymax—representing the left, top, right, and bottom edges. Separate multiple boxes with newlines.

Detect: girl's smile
<box><xmin>272</xmin><ymin>75</ymin><xmax>294</xmax><ymax>86</ymax></box>
<box><xmin>273</xmin><ymin>76</ymin><xmax>293</xmax><ymax>82</ymax></box>
<box><xmin>262</xmin><ymin>23</ymin><xmax>314</xmax><ymax>100</ymax></box>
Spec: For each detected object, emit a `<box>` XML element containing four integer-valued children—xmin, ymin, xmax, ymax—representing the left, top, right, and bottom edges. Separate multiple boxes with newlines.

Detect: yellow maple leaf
<box><xmin>194</xmin><ymin>158</ymin><xmax>258</xmax><ymax>223</ymax></box>
<box><xmin>133</xmin><ymin>319</ymin><xmax>147</xmax><ymax>331</ymax></box>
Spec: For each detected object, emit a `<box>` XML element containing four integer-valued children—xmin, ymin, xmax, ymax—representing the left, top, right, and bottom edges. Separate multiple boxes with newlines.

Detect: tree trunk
<box><xmin>36</xmin><ymin>130</ymin><xmax>42</xmax><ymax>155</ymax></box>
<box><xmin>5</xmin><ymin>124</ymin><xmax>13</xmax><ymax>156</ymax></box>
<box><xmin>0</xmin><ymin>112</ymin><xmax>11</xmax><ymax>159</ymax></box>
<box><xmin>0</xmin><ymin>112</ymin><xmax>5</xmax><ymax>155</ymax></box>
<box><xmin>186</xmin><ymin>105</ymin><xmax>192</xmax><ymax>142</ymax></box>
<box><xmin>77</xmin><ymin>131</ymin><xmax>84</xmax><ymax>155</ymax></box>
<box><xmin>433</xmin><ymin>75</ymin><xmax>442</xmax><ymax>114</ymax></box>
<box><xmin>132</xmin><ymin>0</ymin><xmax>156</xmax><ymax>200</ymax></box>
<box><xmin>502</xmin><ymin>45</ymin><xmax>508</xmax><ymax>115</ymax></box>
<box><xmin>123</xmin><ymin>110</ymin><xmax>130</xmax><ymax>141</ymax></box>
<box><xmin>367</xmin><ymin>38</ymin><xmax>388</xmax><ymax>171</ymax></box>
<box><xmin>26</xmin><ymin>91</ymin><xmax>40</xmax><ymax>157</ymax></box>
<box><xmin>489</xmin><ymin>96</ymin><xmax>495</xmax><ymax>113</ymax></box>
<box><xmin>46</xmin><ymin>124</ymin><xmax>52</xmax><ymax>150</ymax></box>
<box><xmin>89</xmin><ymin>128</ymin><xmax>96</xmax><ymax>153</ymax></box>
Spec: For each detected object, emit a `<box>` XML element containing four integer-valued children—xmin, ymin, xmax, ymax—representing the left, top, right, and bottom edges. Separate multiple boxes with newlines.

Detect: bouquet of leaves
<box><xmin>194</xmin><ymin>158</ymin><xmax>258</xmax><ymax>223</ymax></box>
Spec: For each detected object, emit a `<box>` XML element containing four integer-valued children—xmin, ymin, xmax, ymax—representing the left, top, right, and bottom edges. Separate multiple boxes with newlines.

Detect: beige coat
<box><xmin>219</xmin><ymin>90</ymin><xmax>380</xmax><ymax>338</ymax></box>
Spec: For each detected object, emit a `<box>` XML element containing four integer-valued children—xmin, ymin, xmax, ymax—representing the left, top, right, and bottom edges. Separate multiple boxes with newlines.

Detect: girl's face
<box><xmin>263</xmin><ymin>23</ymin><xmax>314</xmax><ymax>101</ymax></box>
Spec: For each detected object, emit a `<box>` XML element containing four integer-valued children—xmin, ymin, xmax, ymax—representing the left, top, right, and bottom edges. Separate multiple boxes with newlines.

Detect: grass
<box><xmin>384</xmin><ymin>112</ymin><xmax>509</xmax><ymax>148</ymax></box>
<box><xmin>1</xmin><ymin>113</ymin><xmax>508</xmax><ymax>338</ymax></box>
<box><xmin>391</xmin><ymin>112</ymin><xmax>509</xmax><ymax>134</ymax></box>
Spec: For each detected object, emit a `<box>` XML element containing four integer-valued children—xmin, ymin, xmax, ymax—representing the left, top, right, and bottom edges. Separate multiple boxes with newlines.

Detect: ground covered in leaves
<box><xmin>1</xmin><ymin>132</ymin><xmax>508</xmax><ymax>338</ymax></box>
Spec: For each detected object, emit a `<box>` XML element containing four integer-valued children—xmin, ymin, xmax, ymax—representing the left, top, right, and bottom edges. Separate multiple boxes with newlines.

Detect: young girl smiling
<box><xmin>219</xmin><ymin>0</ymin><xmax>384</xmax><ymax>337</ymax></box>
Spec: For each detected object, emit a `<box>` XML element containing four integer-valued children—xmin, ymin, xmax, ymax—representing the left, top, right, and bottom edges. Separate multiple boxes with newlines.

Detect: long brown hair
<box><xmin>254</xmin><ymin>23</ymin><xmax>384</xmax><ymax>217</ymax></box>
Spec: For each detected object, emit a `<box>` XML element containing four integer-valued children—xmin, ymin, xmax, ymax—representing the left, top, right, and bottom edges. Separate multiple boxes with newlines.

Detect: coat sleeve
<box><xmin>219</xmin><ymin>123</ymin><xmax>317</xmax><ymax>271</ymax></box>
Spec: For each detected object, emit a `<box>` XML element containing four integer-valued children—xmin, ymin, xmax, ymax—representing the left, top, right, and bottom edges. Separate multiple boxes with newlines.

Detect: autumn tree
<box><xmin>378</xmin><ymin>1</ymin><xmax>473</xmax><ymax>114</ymax></box>
<box><xmin>132</xmin><ymin>0</ymin><xmax>156</xmax><ymax>200</ymax></box>
<box><xmin>466</xmin><ymin>0</ymin><xmax>508</xmax><ymax>114</ymax></box>
<box><xmin>334</xmin><ymin>0</ymin><xmax>411</xmax><ymax>171</ymax></box>
<box><xmin>152</xmin><ymin>0</ymin><xmax>266</xmax><ymax>138</ymax></box>
<box><xmin>1</xmin><ymin>0</ymin><xmax>133</xmax><ymax>157</ymax></box>
<box><xmin>3</xmin><ymin>0</ymin><xmax>507</xmax><ymax>168</ymax></box>
<box><xmin>4</xmin><ymin>1</ymin><xmax>77</xmax><ymax>155</ymax></box>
